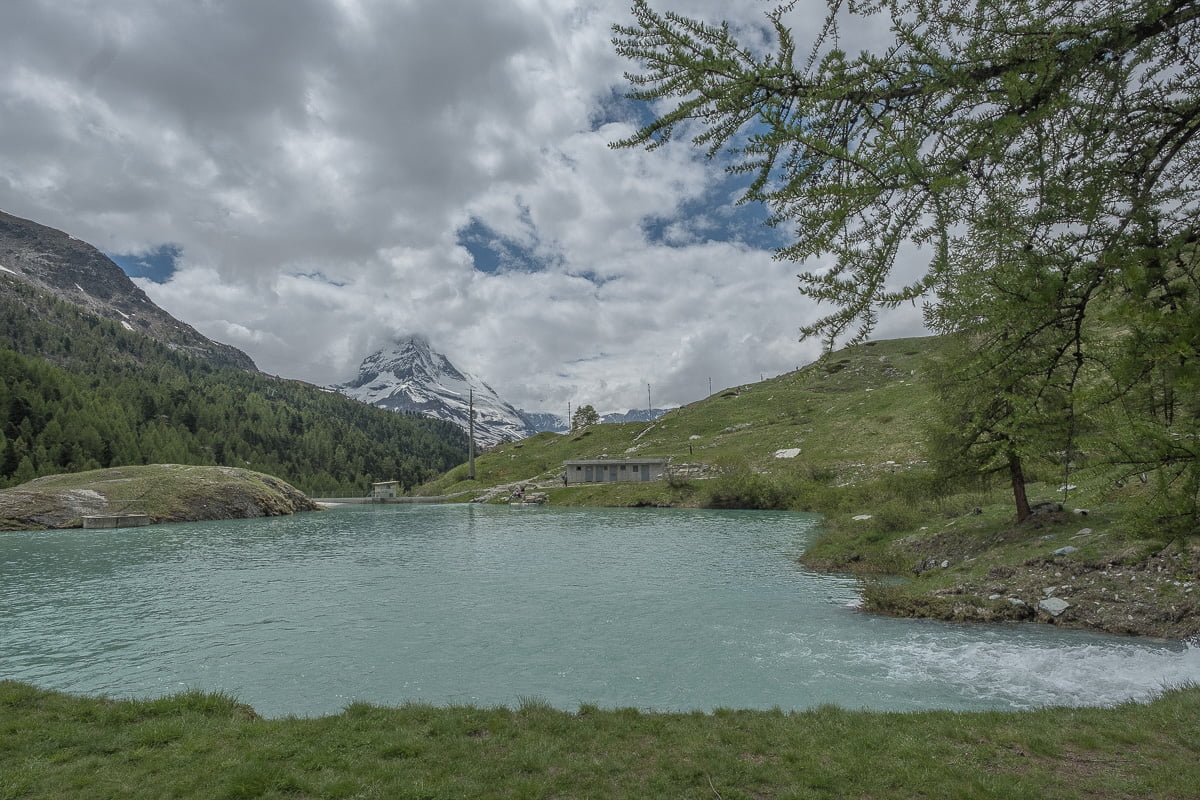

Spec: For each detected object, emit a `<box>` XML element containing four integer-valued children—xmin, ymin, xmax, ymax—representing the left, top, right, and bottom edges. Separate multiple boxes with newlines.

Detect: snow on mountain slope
<box><xmin>334</xmin><ymin>335</ymin><xmax>534</xmax><ymax>447</ymax></box>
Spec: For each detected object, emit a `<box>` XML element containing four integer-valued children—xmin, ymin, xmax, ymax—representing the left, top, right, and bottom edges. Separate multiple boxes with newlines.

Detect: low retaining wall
<box><xmin>313</xmin><ymin>496</ymin><xmax>454</xmax><ymax>505</ymax></box>
<box><xmin>82</xmin><ymin>514</ymin><xmax>152</xmax><ymax>529</ymax></box>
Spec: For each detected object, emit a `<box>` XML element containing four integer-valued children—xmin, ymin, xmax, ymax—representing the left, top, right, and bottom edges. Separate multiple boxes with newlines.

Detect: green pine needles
<box><xmin>612</xmin><ymin>0</ymin><xmax>1200</xmax><ymax>526</ymax></box>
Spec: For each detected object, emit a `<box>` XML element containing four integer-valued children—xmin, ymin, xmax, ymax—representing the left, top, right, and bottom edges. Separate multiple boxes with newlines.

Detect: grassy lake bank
<box><xmin>3</xmin><ymin>680</ymin><xmax>1198</xmax><ymax>800</ymax></box>
<box><xmin>414</xmin><ymin>338</ymin><xmax>1199</xmax><ymax>641</ymax></box>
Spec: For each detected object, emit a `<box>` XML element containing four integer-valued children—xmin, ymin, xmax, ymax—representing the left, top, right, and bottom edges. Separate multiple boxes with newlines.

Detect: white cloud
<box><xmin>0</xmin><ymin>0</ymin><xmax>927</xmax><ymax>412</ymax></box>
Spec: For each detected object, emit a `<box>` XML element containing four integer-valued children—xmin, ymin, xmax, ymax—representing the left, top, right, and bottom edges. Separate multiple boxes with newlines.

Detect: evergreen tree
<box><xmin>572</xmin><ymin>404</ymin><xmax>601</xmax><ymax>430</ymax></box>
<box><xmin>613</xmin><ymin>0</ymin><xmax>1200</xmax><ymax>522</ymax></box>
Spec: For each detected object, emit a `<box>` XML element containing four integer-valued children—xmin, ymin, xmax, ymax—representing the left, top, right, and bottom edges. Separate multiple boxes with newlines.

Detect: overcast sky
<box><xmin>0</xmin><ymin>0</ymin><xmax>924</xmax><ymax>414</ymax></box>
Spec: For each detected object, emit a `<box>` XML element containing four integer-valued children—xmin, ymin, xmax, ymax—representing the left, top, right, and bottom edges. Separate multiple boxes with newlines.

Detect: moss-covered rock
<box><xmin>0</xmin><ymin>464</ymin><xmax>319</xmax><ymax>530</ymax></box>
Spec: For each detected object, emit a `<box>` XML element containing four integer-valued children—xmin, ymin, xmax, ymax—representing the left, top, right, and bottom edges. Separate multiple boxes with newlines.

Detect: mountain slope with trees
<box><xmin>0</xmin><ymin>210</ymin><xmax>255</xmax><ymax>370</ymax></box>
<box><xmin>1</xmin><ymin>262</ymin><xmax>467</xmax><ymax>496</ymax></box>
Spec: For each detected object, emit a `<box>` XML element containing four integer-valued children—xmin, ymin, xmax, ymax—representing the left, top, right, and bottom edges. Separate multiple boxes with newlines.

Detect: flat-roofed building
<box><xmin>371</xmin><ymin>480</ymin><xmax>400</xmax><ymax>499</ymax></box>
<box><xmin>562</xmin><ymin>458</ymin><xmax>669</xmax><ymax>485</ymax></box>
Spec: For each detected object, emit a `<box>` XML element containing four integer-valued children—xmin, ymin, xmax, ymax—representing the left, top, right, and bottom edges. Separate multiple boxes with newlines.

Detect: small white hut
<box><xmin>370</xmin><ymin>481</ymin><xmax>400</xmax><ymax>499</ymax></box>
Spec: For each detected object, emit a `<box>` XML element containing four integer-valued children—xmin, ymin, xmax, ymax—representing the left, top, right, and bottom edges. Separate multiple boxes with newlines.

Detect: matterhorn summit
<box><xmin>334</xmin><ymin>335</ymin><xmax>534</xmax><ymax>447</ymax></box>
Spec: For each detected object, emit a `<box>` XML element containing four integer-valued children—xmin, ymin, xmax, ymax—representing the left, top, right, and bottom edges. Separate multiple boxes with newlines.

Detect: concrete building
<box><xmin>562</xmin><ymin>458</ymin><xmax>669</xmax><ymax>485</ymax></box>
<box><xmin>370</xmin><ymin>481</ymin><xmax>400</xmax><ymax>499</ymax></box>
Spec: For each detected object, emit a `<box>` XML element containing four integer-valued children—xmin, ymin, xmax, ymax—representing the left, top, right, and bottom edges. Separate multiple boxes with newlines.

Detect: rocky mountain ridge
<box><xmin>333</xmin><ymin>337</ymin><xmax>678</xmax><ymax>445</ymax></box>
<box><xmin>0</xmin><ymin>210</ymin><xmax>255</xmax><ymax>371</ymax></box>
<box><xmin>334</xmin><ymin>336</ymin><xmax>535</xmax><ymax>447</ymax></box>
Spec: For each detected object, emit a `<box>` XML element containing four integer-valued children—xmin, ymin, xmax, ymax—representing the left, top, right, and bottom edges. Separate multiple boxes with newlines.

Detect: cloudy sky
<box><xmin>0</xmin><ymin>0</ymin><xmax>924</xmax><ymax>414</ymax></box>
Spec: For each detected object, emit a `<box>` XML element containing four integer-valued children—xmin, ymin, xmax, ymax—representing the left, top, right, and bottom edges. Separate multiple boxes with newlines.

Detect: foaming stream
<box><xmin>839</xmin><ymin>627</ymin><xmax>1199</xmax><ymax>710</ymax></box>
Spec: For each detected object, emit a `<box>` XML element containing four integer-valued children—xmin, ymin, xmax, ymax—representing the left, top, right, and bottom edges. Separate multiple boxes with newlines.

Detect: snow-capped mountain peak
<box><xmin>335</xmin><ymin>335</ymin><xmax>533</xmax><ymax>447</ymax></box>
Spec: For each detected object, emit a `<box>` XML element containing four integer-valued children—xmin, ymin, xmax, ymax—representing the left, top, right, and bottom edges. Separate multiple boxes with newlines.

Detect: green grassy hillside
<box><xmin>419</xmin><ymin>336</ymin><xmax>1199</xmax><ymax>639</ymax></box>
<box><xmin>422</xmin><ymin>336</ymin><xmax>940</xmax><ymax>499</ymax></box>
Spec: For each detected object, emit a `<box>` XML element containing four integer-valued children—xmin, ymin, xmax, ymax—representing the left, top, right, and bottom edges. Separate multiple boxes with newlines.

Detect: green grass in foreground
<box><xmin>2</xmin><ymin>681</ymin><xmax>1198</xmax><ymax>799</ymax></box>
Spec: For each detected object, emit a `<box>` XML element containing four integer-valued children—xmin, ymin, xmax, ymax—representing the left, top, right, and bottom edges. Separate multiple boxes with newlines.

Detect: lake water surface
<box><xmin>1</xmin><ymin>504</ymin><xmax>1195</xmax><ymax>717</ymax></box>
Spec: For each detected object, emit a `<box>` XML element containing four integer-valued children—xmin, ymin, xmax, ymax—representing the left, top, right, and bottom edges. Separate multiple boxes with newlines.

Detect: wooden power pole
<box><xmin>468</xmin><ymin>388</ymin><xmax>476</xmax><ymax>480</ymax></box>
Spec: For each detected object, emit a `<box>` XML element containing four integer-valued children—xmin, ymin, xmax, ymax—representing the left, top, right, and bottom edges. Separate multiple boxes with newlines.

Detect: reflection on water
<box><xmin>1</xmin><ymin>504</ymin><xmax>1195</xmax><ymax>718</ymax></box>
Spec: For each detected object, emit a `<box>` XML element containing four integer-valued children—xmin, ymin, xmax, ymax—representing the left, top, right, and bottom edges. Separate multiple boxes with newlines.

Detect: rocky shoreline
<box><xmin>832</xmin><ymin>511</ymin><xmax>1200</xmax><ymax>641</ymax></box>
<box><xmin>865</xmin><ymin>550</ymin><xmax>1200</xmax><ymax>640</ymax></box>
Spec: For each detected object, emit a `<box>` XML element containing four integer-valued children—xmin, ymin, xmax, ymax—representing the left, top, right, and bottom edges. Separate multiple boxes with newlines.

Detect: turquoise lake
<box><xmin>1</xmin><ymin>504</ymin><xmax>1195</xmax><ymax>718</ymax></box>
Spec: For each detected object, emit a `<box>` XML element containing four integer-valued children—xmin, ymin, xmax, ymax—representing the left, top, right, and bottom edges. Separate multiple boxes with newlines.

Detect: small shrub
<box><xmin>703</xmin><ymin>463</ymin><xmax>789</xmax><ymax>510</ymax></box>
<box><xmin>665</xmin><ymin>471</ymin><xmax>692</xmax><ymax>489</ymax></box>
<box><xmin>870</xmin><ymin>500</ymin><xmax>929</xmax><ymax>533</ymax></box>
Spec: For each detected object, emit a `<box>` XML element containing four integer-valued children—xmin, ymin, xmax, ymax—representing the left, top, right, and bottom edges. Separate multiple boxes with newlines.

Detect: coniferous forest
<box><xmin>0</xmin><ymin>279</ymin><xmax>468</xmax><ymax>495</ymax></box>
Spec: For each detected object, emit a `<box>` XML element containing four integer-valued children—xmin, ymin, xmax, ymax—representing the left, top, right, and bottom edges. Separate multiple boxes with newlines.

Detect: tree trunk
<box><xmin>1008</xmin><ymin>449</ymin><xmax>1031</xmax><ymax>522</ymax></box>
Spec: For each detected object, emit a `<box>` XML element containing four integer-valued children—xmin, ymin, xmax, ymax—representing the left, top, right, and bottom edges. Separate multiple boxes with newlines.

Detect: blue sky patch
<box><xmin>457</xmin><ymin>217</ymin><xmax>552</xmax><ymax>274</ymax></box>
<box><xmin>107</xmin><ymin>244</ymin><xmax>181</xmax><ymax>284</ymax></box>
<box><xmin>293</xmin><ymin>271</ymin><xmax>348</xmax><ymax>287</ymax></box>
<box><xmin>643</xmin><ymin>172</ymin><xmax>788</xmax><ymax>251</ymax></box>
<box><xmin>590</xmin><ymin>87</ymin><xmax>656</xmax><ymax>132</ymax></box>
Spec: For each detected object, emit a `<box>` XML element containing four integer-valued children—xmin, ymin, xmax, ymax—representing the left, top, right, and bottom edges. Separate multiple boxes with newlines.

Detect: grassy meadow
<box><xmin>3</xmin><ymin>680</ymin><xmax>1198</xmax><ymax>800</ymax></box>
<box><xmin>422</xmin><ymin>336</ymin><xmax>943</xmax><ymax>502</ymax></box>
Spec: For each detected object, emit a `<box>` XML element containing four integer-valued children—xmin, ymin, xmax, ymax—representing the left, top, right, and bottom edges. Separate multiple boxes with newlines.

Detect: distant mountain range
<box><xmin>600</xmin><ymin>408</ymin><xmax>673</xmax><ymax>425</ymax></box>
<box><xmin>332</xmin><ymin>337</ymin><xmax>673</xmax><ymax>446</ymax></box>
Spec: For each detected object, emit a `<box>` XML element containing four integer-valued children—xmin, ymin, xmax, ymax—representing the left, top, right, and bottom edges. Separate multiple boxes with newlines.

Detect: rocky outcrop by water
<box><xmin>862</xmin><ymin>526</ymin><xmax>1200</xmax><ymax>640</ymax></box>
<box><xmin>0</xmin><ymin>465</ymin><xmax>319</xmax><ymax>530</ymax></box>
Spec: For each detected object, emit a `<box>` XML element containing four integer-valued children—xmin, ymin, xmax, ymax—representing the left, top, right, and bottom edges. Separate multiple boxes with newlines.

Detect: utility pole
<box><xmin>647</xmin><ymin>384</ymin><xmax>651</xmax><ymax>418</ymax></box>
<box><xmin>468</xmin><ymin>388</ymin><xmax>476</xmax><ymax>480</ymax></box>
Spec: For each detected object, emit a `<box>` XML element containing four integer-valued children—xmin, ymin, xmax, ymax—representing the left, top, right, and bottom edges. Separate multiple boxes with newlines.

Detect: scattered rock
<box><xmin>1053</xmin><ymin>546</ymin><xmax>1080</xmax><ymax>556</ymax></box>
<box><xmin>852</xmin><ymin>514</ymin><xmax>873</xmax><ymax>521</ymax></box>
<box><xmin>1039</xmin><ymin>597</ymin><xmax>1070</xmax><ymax>617</ymax></box>
<box><xmin>774</xmin><ymin>448</ymin><xmax>801</xmax><ymax>459</ymax></box>
<box><xmin>913</xmin><ymin>556</ymin><xmax>943</xmax><ymax>575</ymax></box>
